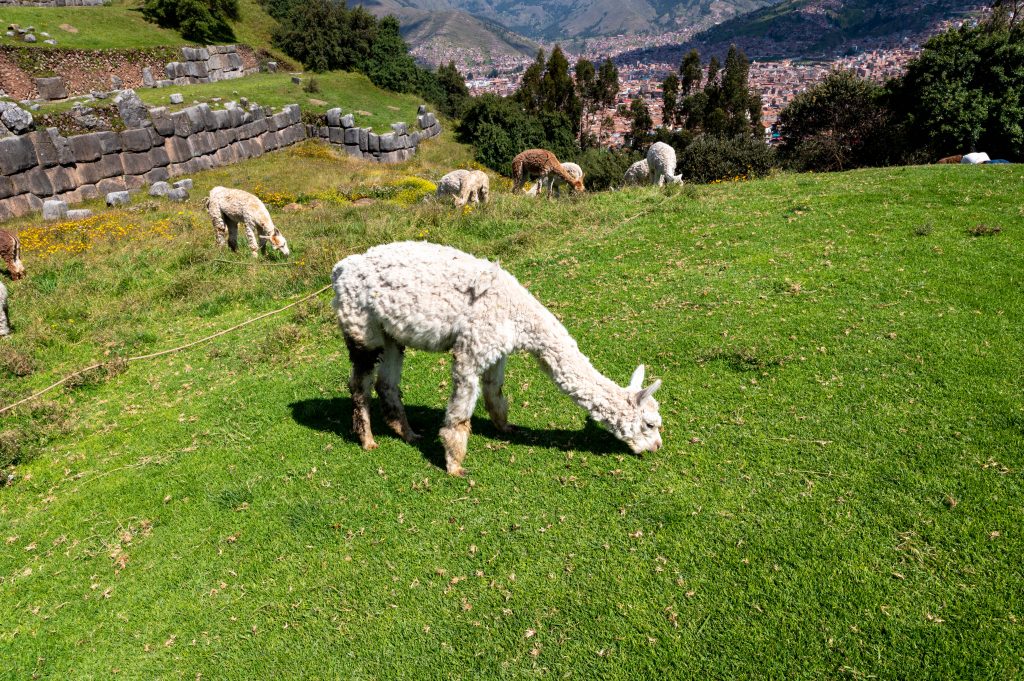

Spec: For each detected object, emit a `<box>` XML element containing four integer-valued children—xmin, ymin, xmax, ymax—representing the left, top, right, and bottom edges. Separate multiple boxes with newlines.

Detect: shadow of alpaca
<box><xmin>288</xmin><ymin>397</ymin><xmax>626</xmax><ymax>472</ymax></box>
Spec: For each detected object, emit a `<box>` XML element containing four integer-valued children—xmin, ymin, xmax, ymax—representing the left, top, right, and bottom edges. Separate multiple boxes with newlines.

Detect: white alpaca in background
<box><xmin>546</xmin><ymin>162</ymin><xmax>585</xmax><ymax>198</ymax></box>
<box><xmin>332</xmin><ymin>241</ymin><xmax>664</xmax><ymax>476</ymax></box>
<box><xmin>646</xmin><ymin>142</ymin><xmax>683</xmax><ymax>185</ymax></box>
<box><xmin>436</xmin><ymin>170</ymin><xmax>490</xmax><ymax>207</ymax></box>
<box><xmin>204</xmin><ymin>187</ymin><xmax>290</xmax><ymax>257</ymax></box>
<box><xmin>0</xmin><ymin>281</ymin><xmax>10</xmax><ymax>336</ymax></box>
<box><xmin>623</xmin><ymin>159</ymin><xmax>650</xmax><ymax>186</ymax></box>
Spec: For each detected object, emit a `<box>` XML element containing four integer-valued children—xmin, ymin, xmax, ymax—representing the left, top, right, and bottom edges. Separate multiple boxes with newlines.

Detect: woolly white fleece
<box><xmin>623</xmin><ymin>159</ymin><xmax>650</xmax><ymax>186</ymax></box>
<box><xmin>332</xmin><ymin>241</ymin><xmax>663</xmax><ymax>473</ymax></box>
<box><xmin>646</xmin><ymin>142</ymin><xmax>683</xmax><ymax>185</ymax></box>
<box><xmin>436</xmin><ymin>170</ymin><xmax>471</xmax><ymax>205</ymax></box>
<box><xmin>0</xmin><ymin>281</ymin><xmax>9</xmax><ymax>336</ymax></box>
<box><xmin>205</xmin><ymin>186</ymin><xmax>290</xmax><ymax>257</ymax></box>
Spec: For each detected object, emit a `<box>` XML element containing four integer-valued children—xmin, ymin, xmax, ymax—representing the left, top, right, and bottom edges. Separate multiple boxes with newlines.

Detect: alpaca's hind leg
<box><xmin>482</xmin><ymin>356</ymin><xmax>513</xmax><ymax>433</ymax></box>
<box><xmin>226</xmin><ymin>220</ymin><xmax>239</xmax><ymax>252</ymax></box>
<box><xmin>345</xmin><ymin>336</ymin><xmax>382</xmax><ymax>450</ymax></box>
<box><xmin>375</xmin><ymin>338</ymin><xmax>420</xmax><ymax>443</ymax></box>
<box><xmin>440</xmin><ymin>352</ymin><xmax>481</xmax><ymax>476</ymax></box>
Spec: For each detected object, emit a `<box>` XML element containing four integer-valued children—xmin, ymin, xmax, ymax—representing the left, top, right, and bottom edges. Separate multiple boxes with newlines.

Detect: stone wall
<box><xmin>0</xmin><ymin>97</ymin><xmax>442</xmax><ymax>222</ymax></box>
<box><xmin>307</xmin><ymin>105</ymin><xmax>442</xmax><ymax>163</ymax></box>
<box><xmin>149</xmin><ymin>45</ymin><xmax>253</xmax><ymax>88</ymax></box>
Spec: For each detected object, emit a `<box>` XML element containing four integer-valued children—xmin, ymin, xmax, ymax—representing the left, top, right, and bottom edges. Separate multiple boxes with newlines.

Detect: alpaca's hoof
<box><xmin>448</xmin><ymin>466</ymin><xmax>467</xmax><ymax>477</ymax></box>
<box><xmin>404</xmin><ymin>431</ymin><xmax>422</xmax><ymax>443</ymax></box>
<box><xmin>362</xmin><ymin>440</ymin><xmax>379</xmax><ymax>451</ymax></box>
<box><xmin>497</xmin><ymin>424</ymin><xmax>518</xmax><ymax>435</ymax></box>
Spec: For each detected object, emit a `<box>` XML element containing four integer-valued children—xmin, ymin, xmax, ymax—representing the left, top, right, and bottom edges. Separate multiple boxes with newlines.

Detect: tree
<box><xmin>596</xmin><ymin>58</ymin><xmax>620</xmax><ymax>109</ymax></box>
<box><xmin>435</xmin><ymin>61</ymin><xmax>470</xmax><ymax>118</ymax></box>
<box><xmin>542</xmin><ymin>45</ymin><xmax>581</xmax><ymax>134</ymax></box>
<box><xmin>575</xmin><ymin>58</ymin><xmax>597</xmax><ymax>141</ymax></box>
<box><xmin>662</xmin><ymin>73</ymin><xmax>680</xmax><ymax>127</ymax></box>
<box><xmin>627</xmin><ymin>96</ymin><xmax>653</xmax><ymax>149</ymax></box>
<box><xmin>721</xmin><ymin>45</ymin><xmax>761</xmax><ymax>136</ymax></box>
<box><xmin>779</xmin><ymin>70</ymin><xmax>895</xmax><ymax>171</ymax></box>
<box><xmin>515</xmin><ymin>49</ymin><xmax>547</xmax><ymax>115</ymax></box>
<box><xmin>680</xmin><ymin>49</ymin><xmax>702</xmax><ymax>97</ymax></box>
<box><xmin>364</xmin><ymin>15</ymin><xmax>420</xmax><ymax>93</ymax></box>
<box><xmin>990</xmin><ymin>0</ymin><xmax>1023</xmax><ymax>30</ymax></box>
<box><xmin>272</xmin><ymin>0</ymin><xmax>355</xmax><ymax>73</ymax></box>
<box><xmin>705</xmin><ymin>56</ymin><xmax>721</xmax><ymax>89</ymax></box>
<box><xmin>888</xmin><ymin>21</ymin><xmax>1024</xmax><ymax>160</ymax></box>
<box><xmin>456</xmin><ymin>94</ymin><xmax>545</xmax><ymax>174</ymax></box>
<box><xmin>143</xmin><ymin>0</ymin><xmax>238</xmax><ymax>43</ymax></box>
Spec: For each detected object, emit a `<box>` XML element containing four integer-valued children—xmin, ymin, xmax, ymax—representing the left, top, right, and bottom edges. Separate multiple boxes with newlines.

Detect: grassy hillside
<box><xmin>1</xmin><ymin>148</ymin><xmax>1022</xmax><ymax>677</ymax></box>
<box><xmin>0</xmin><ymin>0</ymin><xmax>278</xmax><ymax>51</ymax></box>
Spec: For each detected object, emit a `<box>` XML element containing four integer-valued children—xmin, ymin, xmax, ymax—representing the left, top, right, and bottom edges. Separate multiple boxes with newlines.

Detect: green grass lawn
<box><xmin>0</xmin><ymin>0</ymin><xmax>277</xmax><ymax>51</ymax></box>
<box><xmin>134</xmin><ymin>72</ymin><xmax>429</xmax><ymax>133</ymax></box>
<box><xmin>0</xmin><ymin>4</ymin><xmax>185</xmax><ymax>50</ymax></box>
<box><xmin>0</xmin><ymin>150</ymin><xmax>1022</xmax><ymax>677</ymax></box>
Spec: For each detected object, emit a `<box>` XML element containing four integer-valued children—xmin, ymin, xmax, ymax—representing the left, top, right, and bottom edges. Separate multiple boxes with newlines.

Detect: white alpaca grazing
<box><xmin>436</xmin><ymin>170</ymin><xmax>490</xmax><ymax>207</ymax></box>
<box><xmin>436</xmin><ymin>170</ymin><xmax>471</xmax><ymax>206</ymax></box>
<box><xmin>332</xmin><ymin>241</ymin><xmax>664</xmax><ymax>476</ymax></box>
<box><xmin>0</xmin><ymin>281</ymin><xmax>10</xmax><ymax>336</ymax></box>
<box><xmin>623</xmin><ymin>159</ymin><xmax>651</xmax><ymax>186</ymax></box>
<box><xmin>204</xmin><ymin>186</ymin><xmax>290</xmax><ymax>257</ymax></box>
<box><xmin>646</xmin><ymin>142</ymin><xmax>683</xmax><ymax>185</ymax></box>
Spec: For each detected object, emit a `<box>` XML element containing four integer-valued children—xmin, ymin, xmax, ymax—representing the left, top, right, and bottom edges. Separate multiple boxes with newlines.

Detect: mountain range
<box><xmin>616</xmin><ymin>0</ymin><xmax>980</xmax><ymax>63</ymax></box>
<box><xmin>357</xmin><ymin>0</ymin><xmax>781</xmax><ymax>63</ymax></box>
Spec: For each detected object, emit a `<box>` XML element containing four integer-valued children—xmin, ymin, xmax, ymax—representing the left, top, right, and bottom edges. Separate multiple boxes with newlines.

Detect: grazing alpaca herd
<box><xmin>1</xmin><ymin>142</ymin><xmax>668</xmax><ymax>472</ymax></box>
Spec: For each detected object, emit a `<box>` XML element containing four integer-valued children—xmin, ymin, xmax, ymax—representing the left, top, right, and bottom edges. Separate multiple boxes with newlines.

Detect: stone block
<box><xmin>29</xmin><ymin>130</ymin><xmax>59</xmax><ymax>168</ymax></box>
<box><xmin>329</xmin><ymin>127</ymin><xmax>344</xmax><ymax>145</ymax></box>
<box><xmin>35</xmin><ymin>76</ymin><xmax>67</xmax><ymax>101</ymax></box>
<box><xmin>164</xmin><ymin>136</ymin><xmax>192</xmax><ymax>164</ymax></box>
<box><xmin>340</xmin><ymin>113</ymin><xmax>355</xmax><ymax>128</ymax></box>
<box><xmin>261</xmin><ymin>131</ymin><xmax>280</xmax><ymax>151</ymax></box>
<box><xmin>391</xmin><ymin>122</ymin><xmax>407</xmax><ymax>136</ymax></box>
<box><xmin>228</xmin><ymin>107</ymin><xmax>245</xmax><ymax>128</ymax></box>
<box><xmin>213</xmin><ymin>109</ymin><xmax>231</xmax><ymax>130</ymax></box>
<box><xmin>123</xmin><ymin>175</ymin><xmax>145</xmax><ymax>191</ymax></box>
<box><xmin>344</xmin><ymin>127</ymin><xmax>359</xmax><ymax>145</ymax></box>
<box><xmin>344</xmin><ymin>145</ymin><xmax>362</xmax><ymax>159</ymax></box>
<box><xmin>378</xmin><ymin>132</ymin><xmax>396</xmax><ymax>152</ymax></box>
<box><xmin>359</xmin><ymin>128</ymin><xmax>369</xmax><ymax>149</ymax></box>
<box><xmin>150</xmin><ymin>146</ymin><xmax>170</xmax><ymax>168</ymax></box>
<box><xmin>0</xmin><ymin>102</ymin><xmax>33</xmax><ymax>135</ymax></box>
<box><xmin>0</xmin><ymin>176</ymin><xmax>15</xmax><ymax>201</ymax></box>
<box><xmin>368</xmin><ymin>132</ymin><xmax>379</xmax><ymax>153</ymax></box>
<box><xmin>97</xmin><ymin>153</ymin><xmax>125</xmax><ymax>179</ymax></box>
<box><xmin>156</xmin><ymin>79</ymin><xmax>173</xmax><ymax>88</ymax></box>
<box><xmin>417</xmin><ymin>114</ymin><xmax>427</xmax><ymax>130</ymax></box>
<box><xmin>326</xmin><ymin>108</ymin><xmax>342</xmax><ymax>127</ymax></box>
<box><xmin>169</xmin><ymin>93</ymin><xmax>184</xmax><ymax>105</ymax></box>
<box><xmin>45</xmin><ymin>128</ymin><xmax>75</xmax><ymax>167</ymax></box>
<box><xmin>69</xmin><ymin>133</ymin><xmax>103</xmax><ymax>163</ymax></box>
<box><xmin>66</xmin><ymin>209</ymin><xmax>93</xmax><ymax>220</ymax></box>
<box><xmin>120</xmin><ymin>127</ymin><xmax>153</xmax><ymax>152</ymax></box>
<box><xmin>166</xmin><ymin>187</ymin><xmax>189</xmax><ymax>202</ymax></box>
<box><xmin>148</xmin><ymin>180</ymin><xmax>171</xmax><ymax>196</ymax></box>
<box><xmin>172</xmin><ymin>111</ymin><xmax>192</xmax><ymax>137</ymax></box>
<box><xmin>174</xmin><ymin>178</ymin><xmax>193</xmax><ymax>191</ymax></box>
<box><xmin>97</xmin><ymin>177</ymin><xmax>127</xmax><ymax>194</ymax></box>
<box><xmin>183</xmin><ymin>105</ymin><xmax>207</xmax><ymax>133</ymax></box>
<box><xmin>110</xmin><ymin>75</ymin><xmax>124</xmax><ymax>90</ymax></box>
<box><xmin>227</xmin><ymin>53</ymin><xmax>243</xmax><ymax>70</ymax></box>
<box><xmin>266</xmin><ymin>61</ymin><xmax>277</xmax><ymax>73</ymax></box>
<box><xmin>72</xmin><ymin>162</ymin><xmax>103</xmax><ymax>186</ymax></box>
<box><xmin>150</xmin><ymin>107</ymin><xmax>174</xmax><ymax>136</ymax></box>
<box><xmin>46</xmin><ymin>166</ymin><xmax>75</xmax><ymax>194</ymax></box>
<box><xmin>96</xmin><ymin>130</ymin><xmax>122</xmax><ymax>154</ymax></box>
<box><xmin>215</xmin><ymin>128</ymin><xmax>237</xmax><ymax>147</ymax></box>
<box><xmin>121</xmin><ymin>151</ymin><xmax>154</xmax><ymax>175</ymax></box>
<box><xmin>143</xmin><ymin>168</ymin><xmax>169</xmax><ymax>185</ymax></box>
<box><xmin>106</xmin><ymin>190</ymin><xmax>130</xmax><ymax>207</ymax></box>
<box><xmin>42</xmin><ymin>199</ymin><xmax>68</xmax><ymax>221</ymax></box>
<box><xmin>114</xmin><ymin>89</ymin><xmax>151</xmax><ymax>129</ymax></box>
<box><xmin>0</xmin><ymin>135</ymin><xmax>38</xmax><ymax>175</ymax></box>
<box><xmin>418</xmin><ymin>104</ymin><xmax>427</xmax><ymax>115</ymax></box>
<box><xmin>142</xmin><ymin>67</ymin><xmax>155</xmax><ymax>88</ymax></box>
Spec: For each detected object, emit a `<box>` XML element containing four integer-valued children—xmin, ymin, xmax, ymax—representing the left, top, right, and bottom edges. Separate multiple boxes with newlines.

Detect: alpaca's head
<box><xmin>268</xmin><ymin>230</ymin><xmax>290</xmax><ymax>256</ymax></box>
<box><xmin>571</xmin><ymin>178</ymin><xmax>586</xmax><ymax>193</ymax></box>
<box><xmin>603</xmin><ymin>365</ymin><xmax>663</xmax><ymax>453</ymax></box>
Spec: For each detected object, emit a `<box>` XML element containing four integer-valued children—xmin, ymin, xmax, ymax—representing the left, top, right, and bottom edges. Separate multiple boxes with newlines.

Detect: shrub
<box><xmin>574</xmin><ymin>148</ymin><xmax>642</xmax><ymax>190</ymax></box>
<box><xmin>677</xmin><ymin>134</ymin><xmax>777</xmax><ymax>184</ymax></box>
<box><xmin>303</xmin><ymin>77</ymin><xmax>321</xmax><ymax>94</ymax></box>
<box><xmin>142</xmin><ymin>0</ymin><xmax>238</xmax><ymax>43</ymax></box>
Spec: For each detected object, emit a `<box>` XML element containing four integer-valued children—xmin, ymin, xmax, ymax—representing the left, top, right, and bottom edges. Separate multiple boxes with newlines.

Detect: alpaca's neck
<box><xmin>520</xmin><ymin>306</ymin><xmax>626</xmax><ymax>423</ymax></box>
<box><xmin>551</xmin><ymin>163</ymin><xmax>575</xmax><ymax>184</ymax></box>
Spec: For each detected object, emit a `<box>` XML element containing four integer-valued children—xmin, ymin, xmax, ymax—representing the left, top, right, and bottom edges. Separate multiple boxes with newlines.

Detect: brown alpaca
<box><xmin>512</xmin><ymin>149</ymin><xmax>585</xmax><ymax>197</ymax></box>
<box><xmin>0</xmin><ymin>230</ymin><xmax>25</xmax><ymax>280</ymax></box>
<box><xmin>937</xmin><ymin>155</ymin><xmax>963</xmax><ymax>164</ymax></box>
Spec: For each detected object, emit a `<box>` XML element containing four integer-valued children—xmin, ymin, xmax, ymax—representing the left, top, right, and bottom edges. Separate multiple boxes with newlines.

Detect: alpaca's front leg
<box><xmin>375</xmin><ymin>340</ymin><xmax>420</xmax><ymax>443</ymax></box>
<box><xmin>345</xmin><ymin>338</ymin><xmax>382</xmax><ymax>450</ymax></box>
<box><xmin>243</xmin><ymin>219</ymin><xmax>262</xmax><ymax>257</ymax></box>
<box><xmin>440</xmin><ymin>354</ymin><xmax>481</xmax><ymax>476</ymax></box>
<box><xmin>483</xmin><ymin>357</ymin><xmax>514</xmax><ymax>433</ymax></box>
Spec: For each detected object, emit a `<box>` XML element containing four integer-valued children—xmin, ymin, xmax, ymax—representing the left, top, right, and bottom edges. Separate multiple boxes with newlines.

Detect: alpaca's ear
<box><xmin>635</xmin><ymin>379</ymin><xmax>662</xmax><ymax>405</ymax></box>
<box><xmin>628</xmin><ymin>365</ymin><xmax>645</xmax><ymax>391</ymax></box>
